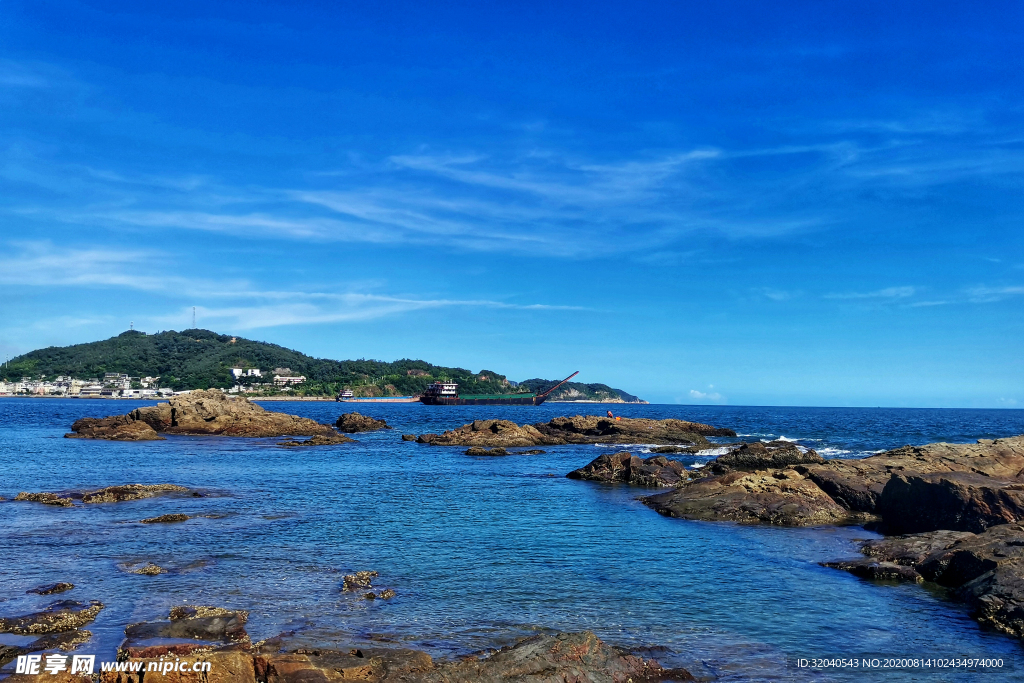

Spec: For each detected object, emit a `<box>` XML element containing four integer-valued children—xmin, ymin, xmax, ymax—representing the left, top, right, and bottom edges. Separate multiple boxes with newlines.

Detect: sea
<box><xmin>2</xmin><ymin>400</ymin><xmax>1024</xmax><ymax>681</ymax></box>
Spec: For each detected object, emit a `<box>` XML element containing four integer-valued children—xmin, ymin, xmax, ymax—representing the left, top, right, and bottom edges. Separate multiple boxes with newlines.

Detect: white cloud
<box><xmin>688</xmin><ymin>388</ymin><xmax>725</xmax><ymax>403</ymax></box>
<box><xmin>965</xmin><ymin>285</ymin><xmax>1024</xmax><ymax>303</ymax></box>
<box><xmin>825</xmin><ymin>286</ymin><xmax>916</xmax><ymax>300</ymax></box>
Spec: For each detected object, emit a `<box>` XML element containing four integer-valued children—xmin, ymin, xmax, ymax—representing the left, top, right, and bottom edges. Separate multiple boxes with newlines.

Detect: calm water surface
<box><xmin>2</xmin><ymin>400</ymin><xmax>1024</xmax><ymax>681</ymax></box>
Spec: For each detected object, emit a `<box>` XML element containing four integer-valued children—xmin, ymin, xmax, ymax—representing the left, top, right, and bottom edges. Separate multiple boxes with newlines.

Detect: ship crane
<box><xmin>535</xmin><ymin>371</ymin><xmax>580</xmax><ymax>400</ymax></box>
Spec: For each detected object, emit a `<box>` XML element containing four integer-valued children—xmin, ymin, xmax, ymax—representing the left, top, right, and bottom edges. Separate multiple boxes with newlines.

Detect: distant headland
<box><xmin>0</xmin><ymin>329</ymin><xmax>646</xmax><ymax>403</ymax></box>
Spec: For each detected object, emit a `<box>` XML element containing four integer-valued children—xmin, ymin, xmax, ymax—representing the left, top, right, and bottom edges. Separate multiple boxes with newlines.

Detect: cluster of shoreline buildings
<box><xmin>0</xmin><ymin>368</ymin><xmax>307</xmax><ymax>398</ymax></box>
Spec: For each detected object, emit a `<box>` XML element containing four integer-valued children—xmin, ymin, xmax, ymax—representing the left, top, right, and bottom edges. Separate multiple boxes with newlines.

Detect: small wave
<box><xmin>816</xmin><ymin>447</ymin><xmax>852</xmax><ymax>456</ymax></box>
<box><xmin>773</xmin><ymin>436</ymin><xmax>799</xmax><ymax>442</ymax></box>
<box><xmin>689</xmin><ymin>462</ymin><xmax>706</xmax><ymax>469</ymax></box>
<box><xmin>695</xmin><ymin>446</ymin><xmax>732</xmax><ymax>456</ymax></box>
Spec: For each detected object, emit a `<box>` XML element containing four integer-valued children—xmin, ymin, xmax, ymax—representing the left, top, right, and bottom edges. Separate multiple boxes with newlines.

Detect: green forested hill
<box><xmin>520</xmin><ymin>378</ymin><xmax>644</xmax><ymax>403</ymax></box>
<box><xmin>1</xmin><ymin>329</ymin><xmax>643</xmax><ymax>401</ymax></box>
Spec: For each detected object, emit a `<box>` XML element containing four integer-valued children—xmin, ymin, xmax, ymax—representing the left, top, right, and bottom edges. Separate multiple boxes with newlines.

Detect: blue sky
<box><xmin>1</xmin><ymin>0</ymin><xmax>1022</xmax><ymax>407</ymax></box>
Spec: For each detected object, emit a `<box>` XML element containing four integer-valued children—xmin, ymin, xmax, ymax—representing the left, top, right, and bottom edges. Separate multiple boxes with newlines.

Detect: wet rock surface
<box><xmin>121</xmin><ymin>605</ymin><xmax>251</xmax><ymax>658</ymax></box>
<box><xmin>120</xmin><ymin>562</ymin><xmax>167</xmax><ymax>575</ymax></box>
<box><xmin>342</xmin><ymin>571</ymin><xmax>379</xmax><ymax>592</ymax></box>
<box><xmin>14</xmin><ymin>484</ymin><xmax>193</xmax><ymax>508</ymax></box>
<box><xmin>27</xmin><ymin>582</ymin><xmax>75</xmax><ymax>595</ymax></box>
<box><xmin>709</xmin><ymin>441</ymin><xmax>823</xmax><ymax>474</ymax></box>
<box><xmin>419</xmin><ymin>415</ymin><xmax>734</xmax><ymax>447</ymax></box>
<box><xmin>335</xmin><ymin>412</ymin><xmax>392</xmax><ymax>433</ymax></box>
<box><xmin>0</xmin><ymin>601</ymin><xmax>104</xmax><ymax>636</ymax></box>
<box><xmin>140</xmin><ymin>513</ymin><xmax>191</xmax><ymax>524</ymax></box>
<box><xmin>0</xmin><ymin>629</ymin><xmax>93</xmax><ymax>668</ymax></box>
<box><xmin>567</xmin><ymin>451</ymin><xmax>690</xmax><ymax>487</ymax></box>
<box><xmin>68</xmin><ymin>390</ymin><xmax>338</xmax><ymax>439</ymax></box>
<box><xmin>97</xmin><ymin>631</ymin><xmax>689</xmax><ymax>683</ymax></box>
<box><xmin>465</xmin><ymin>447</ymin><xmax>509</xmax><ymax>456</ymax></box>
<box><xmin>642</xmin><ymin>469</ymin><xmax>868</xmax><ymax>526</ymax></box>
<box><xmin>277</xmin><ymin>434</ymin><xmax>355</xmax><ymax>447</ymax></box>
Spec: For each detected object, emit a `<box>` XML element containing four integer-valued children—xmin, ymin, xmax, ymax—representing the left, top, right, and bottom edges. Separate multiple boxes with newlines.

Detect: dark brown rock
<box><xmin>878</xmin><ymin>472</ymin><xmax>1024</xmax><ymax>534</ymax></box>
<box><xmin>567</xmin><ymin>451</ymin><xmax>690</xmax><ymax>487</ymax></box>
<box><xmin>120</xmin><ymin>561</ymin><xmax>167</xmax><ymax>575</ymax></box>
<box><xmin>420</xmin><ymin>415</ymin><xmax>734</xmax><ymax>448</ymax></box>
<box><xmin>0</xmin><ymin>630</ymin><xmax>93</xmax><ymax>668</ymax></box>
<box><xmin>277</xmin><ymin>434</ymin><xmax>355</xmax><ymax>447</ymax></box>
<box><xmin>0</xmin><ymin>600</ymin><xmax>104</xmax><ymax>635</ymax></box>
<box><xmin>401</xmin><ymin>434</ymin><xmax>417</xmax><ymax>441</ymax></box>
<box><xmin>140</xmin><ymin>513</ymin><xmax>190</xmax><ymax>524</ymax></box>
<box><xmin>13</xmin><ymin>492</ymin><xmax>75</xmax><ymax>507</ymax></box>
<box><xmin>65</xmin><ymin>414</ymin><xmax>165</xmax><ymax>441</ymax></box>
<box><xmin>343</xmin><ymin>571</ymin><xmax>379</xmax><ymax>591</ymax></box>
<box><xmin>82</xmin><ymin>483</ymin><xmax>189</xmax><ymax>503</ymax></box>
<box><xmin>710</xmin><ymin>441</ymin><xmax>823</xmax><ymax>473</ymax></box>
<box><xmin>465</xmin><ymin>447</ymin><xmax>509</xmax><ymax>456</ymax></box>
<box><xmin>820</xmin><ymin>559</ymin><xmax>923</xmax><ymax>582</ymax></box>
<box><xmin>336</xmin><ymin>412</ymin><xmax>392</xmax><ymax>433</ymax></box>
<box><xmin>642</xmin><ymin>469</ymin><xmax>870</xmax><ymax>526</ymax></box>
<box><xmin>27</xmin><ymin>582</ymin><xmax>74</xmax><ymax>595</ymax></box>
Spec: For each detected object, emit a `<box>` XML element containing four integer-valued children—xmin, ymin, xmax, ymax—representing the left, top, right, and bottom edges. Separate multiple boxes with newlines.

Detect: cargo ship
<box><xmin>419</xmin><ymin>371</ymin><xmax>578</xmax><ymax>406</ymax></box>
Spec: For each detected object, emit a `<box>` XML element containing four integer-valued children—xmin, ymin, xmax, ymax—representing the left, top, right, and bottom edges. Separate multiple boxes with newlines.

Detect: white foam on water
<box><xmin>696</xmin><ymin>446</ymin><xmax>732</xmax><ymax>456</ymax></box>
<box><xmin>817</xmin><ymin>447</ymin><xmax>853</xmax><ymax>457</ymax></box>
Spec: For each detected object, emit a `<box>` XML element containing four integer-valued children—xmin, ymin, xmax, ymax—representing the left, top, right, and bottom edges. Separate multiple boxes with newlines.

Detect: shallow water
<box><xmin>2</xmin><ymin>400</ymin><xmax>1023</xmax><ymax>681</ymax></box>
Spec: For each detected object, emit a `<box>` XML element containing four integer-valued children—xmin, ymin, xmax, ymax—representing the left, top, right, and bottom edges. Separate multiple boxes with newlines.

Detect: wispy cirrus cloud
<box><xmin>0</xmin><ymin>241</ymin><xmax>581</xmax><ymax>332</ymax></box>
<box><xmin>965</xmin><ymin>285</ymin><xmax>1024</xmax><ymax>303</ymax></box>
<box><xmin>825</xmin><ymin>286</ymin><xmax>917</xmax><ymax>300</ymax></box>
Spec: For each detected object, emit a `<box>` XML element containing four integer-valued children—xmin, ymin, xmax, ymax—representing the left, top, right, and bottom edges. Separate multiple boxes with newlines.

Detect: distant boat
<box><xmin>419</xmin><ymin>372</ymin><xmax>578</xmax><ymax>406</ymax></box>
<box><xmin>336</xmin><ymin>390</ymin><xmax>418</xmax><ymax>403</ymax></box>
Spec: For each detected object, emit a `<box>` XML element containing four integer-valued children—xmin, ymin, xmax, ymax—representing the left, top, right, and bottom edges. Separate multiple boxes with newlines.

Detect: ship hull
<box><xmin>419</xmin><ymin>395</ymin><xmax>547</xmax><ymax>406</ymax></box>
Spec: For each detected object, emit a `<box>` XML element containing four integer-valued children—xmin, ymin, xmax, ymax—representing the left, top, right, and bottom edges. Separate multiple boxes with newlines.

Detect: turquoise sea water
<box><xmin>2</xmin><ymin>400</ymin><xmax>1024</xmax><ymax>681</ymax></box>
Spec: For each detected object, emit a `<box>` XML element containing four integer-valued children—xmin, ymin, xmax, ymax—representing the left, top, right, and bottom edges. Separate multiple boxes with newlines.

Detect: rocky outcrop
<box><xmin>878</xmin><ymin>472</ymin><xmax>1024</xmax><ymax>534</ymax></box>
<box><xmin>121</xmin><ymin>562</ymin><xmax>167</xmax><ymax>575</ymax></box>
<box><xmin>418</xmin><ymin>420</ymin><xmax>556</xmax><ymax>447</ymax></box>
<box><xmin>709</xmin><ymin>441</ymin><xmax>823</xmax><ymax>473</ymax></box>
<box><xmin>567</xmin><ymin>452</ymin><xmax>690</xmax><ymax>487</ymax></box>
<box><xmin>342</xmin><ymin>571</ymin><xmax>379</xmax><ymax>592</ymax></box>
<box><xmin>68</xmin><ymin>390</ymin><xmax>338</xmax><ymax>439</ymax></box>
<box><xmin>0</xmin><ymin>600</ymin><xmax>104</xmax><ymax>635</ymax></box>
<box><xmin>419</xmin><ymin>415</ymin><xmax>735</xmax><ymax>447</ymax></box>
<box><xmin>0</xmin><ymin>630</ymin><xmax>93</xmax><ymax>669</ymax></box>
<box><xmin>97</xmin><ymin>631</ymin><xmax>688</xmax><ymax>683</ymax></box>
<box><xmin>15</xmin><ymin>484</ymin><xmax>191</xmax><ymax>508</ymax></box>
<box><xmin>534</xmin><ymin>415</ymin><xmax>734</xmax><ymax>445</ymax></box>
<box><xmin>797</xmin><ymin>436</ymin><xmax>1024</xmax><ymax>513</ymax></box>
<box><xmin>642</xmin><ymin>469</ymin><xmax>870</xmax><ymax>526</ymax></box>
<box><xmin>824</xmin><ymin>525</ymin><xmax>1024</xmax><ymax>638</ymax></box>
<box><xmin>65</xmin><ymin>414</ymin><xmax>164</xmax><ymax>441</ymax></box>
<box><xmin>336</xmin><ymin>412</ymin><xmax>392</xmax><ymax>433</ymax></box>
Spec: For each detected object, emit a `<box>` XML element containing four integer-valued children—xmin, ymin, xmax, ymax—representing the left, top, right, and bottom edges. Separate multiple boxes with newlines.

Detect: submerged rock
<box><xmin>342</xmin><ymin>571</ymin><xmax>379</xmax><ymax>591</ymax></box>
<box><xmin>15</xmin><ymin>484</ymin><xmax>191</xmax><ymax>508</ymax></box>
<box><xmin>401</xmin><ymin>434</ymin><xmax>417</xmax><ymax>441</ymax></box>
<box><xmin>0</xmin><ymin>601</ymin><xmax>104</xmax><ymax>636</ymax></box>
<box><xmin>465</xmin><ymin>447</ymin><xmax>509</xmax><ymax>456</ymax></box>
<box><xmin>121</xmin><ymin>562</ymin><xmax>167</xmax><ymax>575</ymax></box>
<box><xmin>13</xmin><ymin>492</ymin><xmax>75</xmax><ymax>507</ymax></box>
<box><xmin>823</xmin><ymin>525</ymin><xmax>1024</xmax><ymax>638</ymax></box>
<box><xmin>27</xmin><ymin>582</ymin><xmax>75</xmax><ymax>595</ymax></box>
<box><xmin>122</xmin><ymin>605</ymin><xmax>250</xmax><ymax>658</ymax></box>
<box><xmin>568</xmin><ymin>451</ymin><xmax>690</xmax><ymax>487</ymax></box>
<box><xmin>277</xmin><ymin>434</ymin><xmax>355</xmax><ymax>447</ymax></box>
<box><xmin>68</xmin><ymin>390</ymin><xmax>338</xmax><ymax>439</ymax></box>
<box><xmin>0</xmin><ymin>629</ymin><xmax>93</xmax><ymax>668</ymax></box>
<box><xmin>336</xmin><ymin>412</ymin><xmax>392</xmax><ymax>433</ymax></box>
<box><xmin>140</xmin><ymin>513</ymin><xmax>190</xmax><ymax>524</ymax></box>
